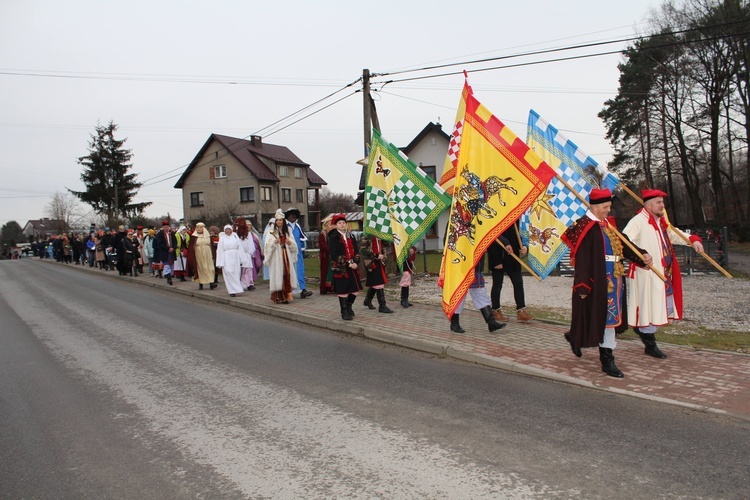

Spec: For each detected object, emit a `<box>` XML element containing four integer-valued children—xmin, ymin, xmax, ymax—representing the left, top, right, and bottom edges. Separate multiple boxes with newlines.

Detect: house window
<box><xmin>190</xmin><ymin>192</ymin><xmax>205</xmax><ymax>207</ymax></box>
<box><xmin>296</xmin><ymin>189</ymin><xmax>304</xmax><ymax>203</ymax></box>
<box><xmin>261</xmin><ymin>186</ymin><xmax>272</xmax><ymax>201</ymax></box>
<box><xmin>294</xmin><ymin>167</ymin><xmax>302</xmax><ymax>178</ymax></box>
<box><xmin>278</xmin><ymin>165</ymin><xmax>288</xmax><ymax>177</ymax></box>
<box><xmin>240</xmin><ymin>187</ymin><xmax>255</xmax><ymax>203</ymax></box>
<box><xmin>212</xmin><ymin>165</ymin><xmax>226</xmax><ymax>179</ymax></box>
<box><xmin>282</xmin><ymin>188</ymin><xmax>292</xmax><ymax>203</ymax></box>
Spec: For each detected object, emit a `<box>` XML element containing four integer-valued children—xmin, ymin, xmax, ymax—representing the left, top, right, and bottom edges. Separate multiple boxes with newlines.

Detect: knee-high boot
<box><xmin>599</xmin><ymin>347</ymin><xmax>624</xmax><ymax>378</ymax></box>
<box><xmin>363</xmin><ymin>288</ymin><xmax>376</xmax><ymax>309</ymax></box>
<box><xmin>635</xmin><ymin>329</ymin><xmax>667</xmax><ymax>358</ymax></box>
<box><xmin>376</xmin><ymin>289</ymin><xmax>393</xmax><ymax>313</ymax></box>
<box><xmin>346</xmin><ymin>294</ymin><xmax>356</xmax><ymax>318</ymax></box>
<box><xmin>450</xmin><ymin>313</ymin><xmax>465</xmax><ymax>333</ymax></box>
<box><xmin>400</xmin><ymin>287</ymin><xmax>410</xmax><ymax>308</ymax></box>
<box><xmin>339</xmin><ymin>297</ymin><xmax>353</xmax><ymax>320</ymax></box>
<box><xmin>480</xmin><ymin>306</ymin><xmax>505</xmax><ymax>332</ymax></box>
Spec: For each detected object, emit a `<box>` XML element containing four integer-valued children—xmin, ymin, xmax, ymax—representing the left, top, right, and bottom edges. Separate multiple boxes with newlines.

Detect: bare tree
<box><xmin>46</xmin><ymin>191</ymin><xmax>82</xmax><ymax>233</ymax></box>
<box><xmin>318</xmin><ymin>187</ymin><xmax>358</xmax><ymax>217</ymax></box>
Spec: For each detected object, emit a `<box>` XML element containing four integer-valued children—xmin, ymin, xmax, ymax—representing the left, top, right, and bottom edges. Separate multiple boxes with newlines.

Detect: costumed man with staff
<box><xmin>561</xmin><ymin>188</ymin><xmax>652</xmax><ymax>378</ymax></box>
<box><xmin>622</xmin><ymin>189</ymin><xmax>704</xmax><ymax>359</ymax></box>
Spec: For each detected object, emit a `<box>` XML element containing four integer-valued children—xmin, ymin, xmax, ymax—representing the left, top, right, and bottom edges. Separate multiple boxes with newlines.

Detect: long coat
<box><xmin>263</xmin><ymin>229</ymin><xmax>298</xmax><ymax>294</ymax></box>
<box><xmin>562</xmin><ymin>215</ymin><xmax>646</xmax><ymax>349</ymax></box>
<box><xmin>622</xmin><ymin>208</ymin><xmax>701</xmax><ymax>327</ymax></box>
<box><xmin>153</xmin><ymin>229</ymin><xmax>175</xmax><ymax>264</ymax></box>
<box><xmin>328</xmin><ymin>229</ymin><xmax>362</xmax><ymax>295</ymax></box>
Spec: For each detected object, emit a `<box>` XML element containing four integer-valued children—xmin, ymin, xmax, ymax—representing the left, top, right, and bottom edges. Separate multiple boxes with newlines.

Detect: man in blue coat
<box><xmin>285</xmin><ymin>207</ymin><xmax>313</xmax><ymax>298</ymax></box>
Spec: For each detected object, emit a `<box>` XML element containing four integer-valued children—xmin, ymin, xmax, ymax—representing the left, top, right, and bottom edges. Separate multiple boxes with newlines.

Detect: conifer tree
<box><xmin>70</xmin><ymin>121</ymin><xmax>151</xmax><ymax>227</ymax></box>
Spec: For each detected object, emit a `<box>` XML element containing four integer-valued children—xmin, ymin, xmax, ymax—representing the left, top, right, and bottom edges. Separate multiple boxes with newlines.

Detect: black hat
<box><xmin>284</xmin><ymin>207</ymin><xmax>301</xmax><ymax>218</ymax></box>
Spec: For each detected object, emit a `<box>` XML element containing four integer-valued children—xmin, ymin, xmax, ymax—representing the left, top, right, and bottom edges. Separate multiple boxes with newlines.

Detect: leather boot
<box><xmin>363</xmin><ymin>288</ymin><xmax>376</xmax><ymax>309</ymax></box>
<box><xmin>635</xmin><ymin>329</ymin><xmax>667</xmax><ymax>359</ymax></box>
<box><xmin>480</xmin><ymin>306</ymin><xmax>505</xmax><ymax>332</ymax></box>
<box><xmin>450</xmin><ymin>313</ymin><xmax>465</xmax><ymax>333</ymax></box>
<box><xmin>493</xmin><ymin>308</ymin><xmax>509</xmax><ymax>322</ymax></box>
<box><xmin>166</xmin><ymin>273</ymin><xmax>173</xmax><ymax>285</ymax></box>
<box><xmin>339</xmin><ymin>297</ymin><xmax>353</xmax><ymax>320</ymax></box>
<box><xmin>564</xmin><ymin>332</ymin><xmax>582</xmax><ymax>358</ymax></box>
<box><xmin>346</xmin><ymin>294</ymin><xmax>356</xmax><ymax>318</ymax></box>
<box><xmin>599</xmin><ymin>347</ymin><xmax>624</xmax><ymax>378</ymax></box>
<box><xmin>405</xmin><ymin>287</ymin><xmax>412</xmax><ymax>307</ymax></box>
<box><xmin>400</xmin><ymin>287</ymin><xmax>409</xmax><ymax>308</ymax></box>
<box><xmin>376</xmin><ymin>289</ymin><xmax>393</xmax><ymax>313</ymax></box>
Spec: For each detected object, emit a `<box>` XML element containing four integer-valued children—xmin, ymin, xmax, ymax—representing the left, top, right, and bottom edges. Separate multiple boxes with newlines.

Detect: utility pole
<box><xmin>360</xmin><ymin>69</ymin><xmax>381</xmax><ymax>190</ymax></box>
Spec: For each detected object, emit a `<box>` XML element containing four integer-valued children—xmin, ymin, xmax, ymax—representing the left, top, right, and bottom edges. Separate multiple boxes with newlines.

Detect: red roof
<box><xmin>175</xmin><ymin>134</ymin><xmax>317</xmax><ymax>188</ymax></box>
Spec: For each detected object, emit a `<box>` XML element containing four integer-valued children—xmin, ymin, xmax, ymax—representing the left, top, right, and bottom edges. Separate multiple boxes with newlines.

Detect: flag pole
<box><xmin>496</xmin><ymin>239</ymin><xmax>542</xmax><ymax>282</ymax></box>
<box><xmin>553</xmin><ymin>173</ymin><xmax>667</xmax><ymax>282</ymax></box>
<box><xmin>619</xmin><ymin>184</ymin><xmax>732</xmax><ymax>279</ymax></box>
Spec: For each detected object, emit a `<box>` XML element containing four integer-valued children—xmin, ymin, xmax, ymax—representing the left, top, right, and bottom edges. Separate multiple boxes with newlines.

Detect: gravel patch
<box><xmin>405</xmin><ymin>273</ymin><xmax>750</xmax><ymax>333</ymax></box>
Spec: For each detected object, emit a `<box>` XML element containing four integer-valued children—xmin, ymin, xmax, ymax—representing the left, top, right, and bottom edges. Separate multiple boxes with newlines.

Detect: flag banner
<box><xmin>440</xmin><ymin>80</ymin><xmax>555</xmax><ymax>319</ymax></box>
<box><xmin>364</xmin><ymin>129</ymin><xmax>452</xmax><ymax>267</ymax></box>
<box><xmin>520</xmin><ymin>109</ymin><xmax>620</xmax><ymax>279</ymax></box>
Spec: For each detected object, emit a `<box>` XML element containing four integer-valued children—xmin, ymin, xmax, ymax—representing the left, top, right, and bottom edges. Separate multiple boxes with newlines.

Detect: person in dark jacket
<box><xmin>153</xmin><ymin>221</ymin><xmax>176</xmax><ymax>285</ymax></box>
<box><xmin>488</xmin><ymin>222</ymin><xmax>533</xmax><ymax>323</ymax></box>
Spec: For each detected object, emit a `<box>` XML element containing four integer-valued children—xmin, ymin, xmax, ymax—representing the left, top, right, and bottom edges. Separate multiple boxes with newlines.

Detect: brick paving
<box><xmin>78</xmin><ymin>265</ymin><xmax>750</xmax><ymax>421</ymax></box>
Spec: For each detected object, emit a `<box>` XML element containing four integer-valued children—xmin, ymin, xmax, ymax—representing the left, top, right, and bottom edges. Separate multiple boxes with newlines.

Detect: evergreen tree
<box><xmin>0</xmin><ymin>220</ymin><xmax>24</xmax><ymax>256</ymax></box>
<box><xmin>69</xmin><ymin>121</ymin><xmax>151</xmax><ymax>227</ymax></box>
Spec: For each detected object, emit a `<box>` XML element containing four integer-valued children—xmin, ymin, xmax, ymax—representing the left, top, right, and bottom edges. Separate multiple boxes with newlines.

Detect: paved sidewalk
<box><xmin>74</xmin><ymin>264</ymin><xmax>750</xmax><ymax>421</ymax></box>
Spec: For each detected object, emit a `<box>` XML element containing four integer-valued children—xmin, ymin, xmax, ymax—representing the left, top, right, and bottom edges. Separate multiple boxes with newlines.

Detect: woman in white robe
<box><xmin>216</xmin><ymin>224</ymin><xmax>249</xmax><ymax>296</ymax></box>
<box><xmin>263</xmin><ymin>209</ymin><xmax>298</xmax><ymax>304</ymax></box>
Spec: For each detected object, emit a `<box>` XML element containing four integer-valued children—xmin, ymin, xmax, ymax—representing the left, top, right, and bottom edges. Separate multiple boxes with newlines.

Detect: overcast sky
<box><xmin>0</xmin><ymin>0</ymin><xmax>659</xmax><ymax>227</ymax></box>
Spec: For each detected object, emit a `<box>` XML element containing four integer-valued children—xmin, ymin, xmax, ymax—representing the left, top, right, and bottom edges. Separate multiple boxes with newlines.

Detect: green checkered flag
<box><xmin>364</xmin><ymin>129</ymin><xmax>451</xmax><ymax>267</ymax></box>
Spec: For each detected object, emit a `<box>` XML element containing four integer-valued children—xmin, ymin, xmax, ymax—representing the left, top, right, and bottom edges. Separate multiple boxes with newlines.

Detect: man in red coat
<box><xmin>561</xmin><ymin>188</ymin><xmax>652</xmax><ymax>378</ymax></box>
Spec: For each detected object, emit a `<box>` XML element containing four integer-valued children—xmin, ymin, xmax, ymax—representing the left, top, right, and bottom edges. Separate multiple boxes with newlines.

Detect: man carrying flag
<box><xmin>439</xmin><ymin>75</ymin><xmax>555</xmax><ymax>333</ymax></box>
<box><xmin>561</xmin><ymin>188</ymin><xmax>652</xmax><ymax>378</ymax></box>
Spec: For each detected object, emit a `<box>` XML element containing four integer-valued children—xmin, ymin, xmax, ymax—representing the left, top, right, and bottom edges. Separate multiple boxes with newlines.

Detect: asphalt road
<box><xmin>1</xmin><ymin>259</ymin><xmax>748</xmax><ymax>498</ymax></box>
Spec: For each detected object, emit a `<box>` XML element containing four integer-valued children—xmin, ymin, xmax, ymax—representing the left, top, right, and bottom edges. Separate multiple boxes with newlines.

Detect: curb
<box><xmin>47</xmin><ymin>260</ymin><xmax>750</xmax><ymax>423</ymax></box>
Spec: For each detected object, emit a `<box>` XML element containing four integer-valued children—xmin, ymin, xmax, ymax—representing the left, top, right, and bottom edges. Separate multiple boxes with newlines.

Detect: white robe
<box><xmin>622</xmin><ymin>208</ymin><xmax>692</xmax><ymax>327</ymax></box>
<box><xmin>216</xmin><ymin>233</ymin><xmax>249</xmax><ymax>295</ymax></box>
<box><xmin>263</xmin><ymin>230</ymin><xmax>298</xmax><ymax>293</ymax></box>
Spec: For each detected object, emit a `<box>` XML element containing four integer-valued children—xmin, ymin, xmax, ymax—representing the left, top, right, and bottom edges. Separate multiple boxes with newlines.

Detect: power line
<box><xmin>373</xmin><ymin>19</ymin><xmax>750</xmax><ymax>80</ymax></box>
<box><xmin>375</xmin><ymin>28</ymin><xmax>750</xmax><ymax>86</ymax></box>
<box><xmin>141</xmin><ymin>82</ymin><xmax>360</xmax><ymax>187</ymax></box>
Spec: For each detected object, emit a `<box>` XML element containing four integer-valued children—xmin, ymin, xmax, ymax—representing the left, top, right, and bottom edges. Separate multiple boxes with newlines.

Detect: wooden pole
<box><xmin>554</xmin><ymin>173</ymin><xmax>667</xmax><ymax>282</ymax></box>
<box><xmin>620</xmin><ymin>185</ymin><xmax>732</xmax><ymax>279</ymax></box>
<box><xmin>495</xmin><ymin>239</ymin><xmax>542</xmax><ymax>282</ymax></box>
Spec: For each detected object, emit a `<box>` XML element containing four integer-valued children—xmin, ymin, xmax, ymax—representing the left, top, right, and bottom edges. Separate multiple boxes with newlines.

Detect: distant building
<box><xmin>175</xmin><ymin>134</ymin><xmax>327</xmax><ymax>230</ymax></box>
<box><xmin>23</xmin><ymin>218</ymin><xmax>66</xmax><ymax>241</ymax></box>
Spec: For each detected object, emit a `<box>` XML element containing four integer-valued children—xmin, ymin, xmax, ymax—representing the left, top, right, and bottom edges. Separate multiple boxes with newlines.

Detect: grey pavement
<box><xmin>51</xmin><ymin>261</ymin><xmax>750</xmax><ymax>422</ymax></box>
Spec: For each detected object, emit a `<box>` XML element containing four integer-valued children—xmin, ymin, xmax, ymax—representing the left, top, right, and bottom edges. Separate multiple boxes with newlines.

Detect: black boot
<box><xmin>480</xmin><ymin>306</ymin><xmax>505</xmax><ymax>332</ymax></box>
<box><xmin>599</xmin><ymin>347</ymin><xmax>624</xmax><ymax>378</ymax></box>
<box><xmin>179</xmin><ymin>275</ymin><xmax>186</xmax><ymax>282</ymax></box>
<box><xmin>209</xmin><ymin>282</ymin><xmax>217</xmax><ymax>290</ymax></box>
<box><xmin>635</xmin><ymin>329</ymin><xmax>667</xmax><ymax>359</ymax></box>
<box><xmin>405</xmin><ymin>287</ymin><xmax>412</xmax><ymax>307</ymax></box>
<box><xmin>400</xmin><ymin>287</ymin><xmax>409</xmax><ymax>308</ymax></box>
<box><xmin>450</xmin><ymin>313</ymin><xmax>465</xmax><ymax>333</ymax></box>
<box><xmin>363</xmin><ymin>288</ymin><xmax>376</xmax><ymax>309</ymax></box>
<box><xmin>346</xmin><ymin>294</ymin><xmax>356</xmax><ymax>318</ymax></box>
<box><xmin>376</xmin><ymin>289</ymin><xmax>393</xmax><ymax>313</ymax></box>
<box><xmin>564</xmin><ymin>332</ymin><xmax>582</xmax><ymax>358</ymax></box>
<box><xmin>199</xmin><ymin>283</ymin><xmax>203</xmax><ymax>290</ymax></box>
<box><xmin>339</xmin><ymin>297</ymin><xmax>353</xmax><ymax>320</ymax></box>
<box><xmin>166</xmin><ymin>273</ymin><xmax>173</xmax><ymax>285</ymax></box>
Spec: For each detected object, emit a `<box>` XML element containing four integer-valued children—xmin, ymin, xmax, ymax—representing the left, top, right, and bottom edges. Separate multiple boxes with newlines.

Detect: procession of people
<box><xmin>29</xmin><ymin>193</ymin><xmax>711</xmax><ymax>380</ymax></box>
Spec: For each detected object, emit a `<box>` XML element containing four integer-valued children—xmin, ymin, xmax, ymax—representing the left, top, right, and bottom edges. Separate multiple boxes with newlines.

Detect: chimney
<box><xmin>250</xmin><ymin>135</ymin><xmax>262</xmax><ymax>148</ymax></box>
